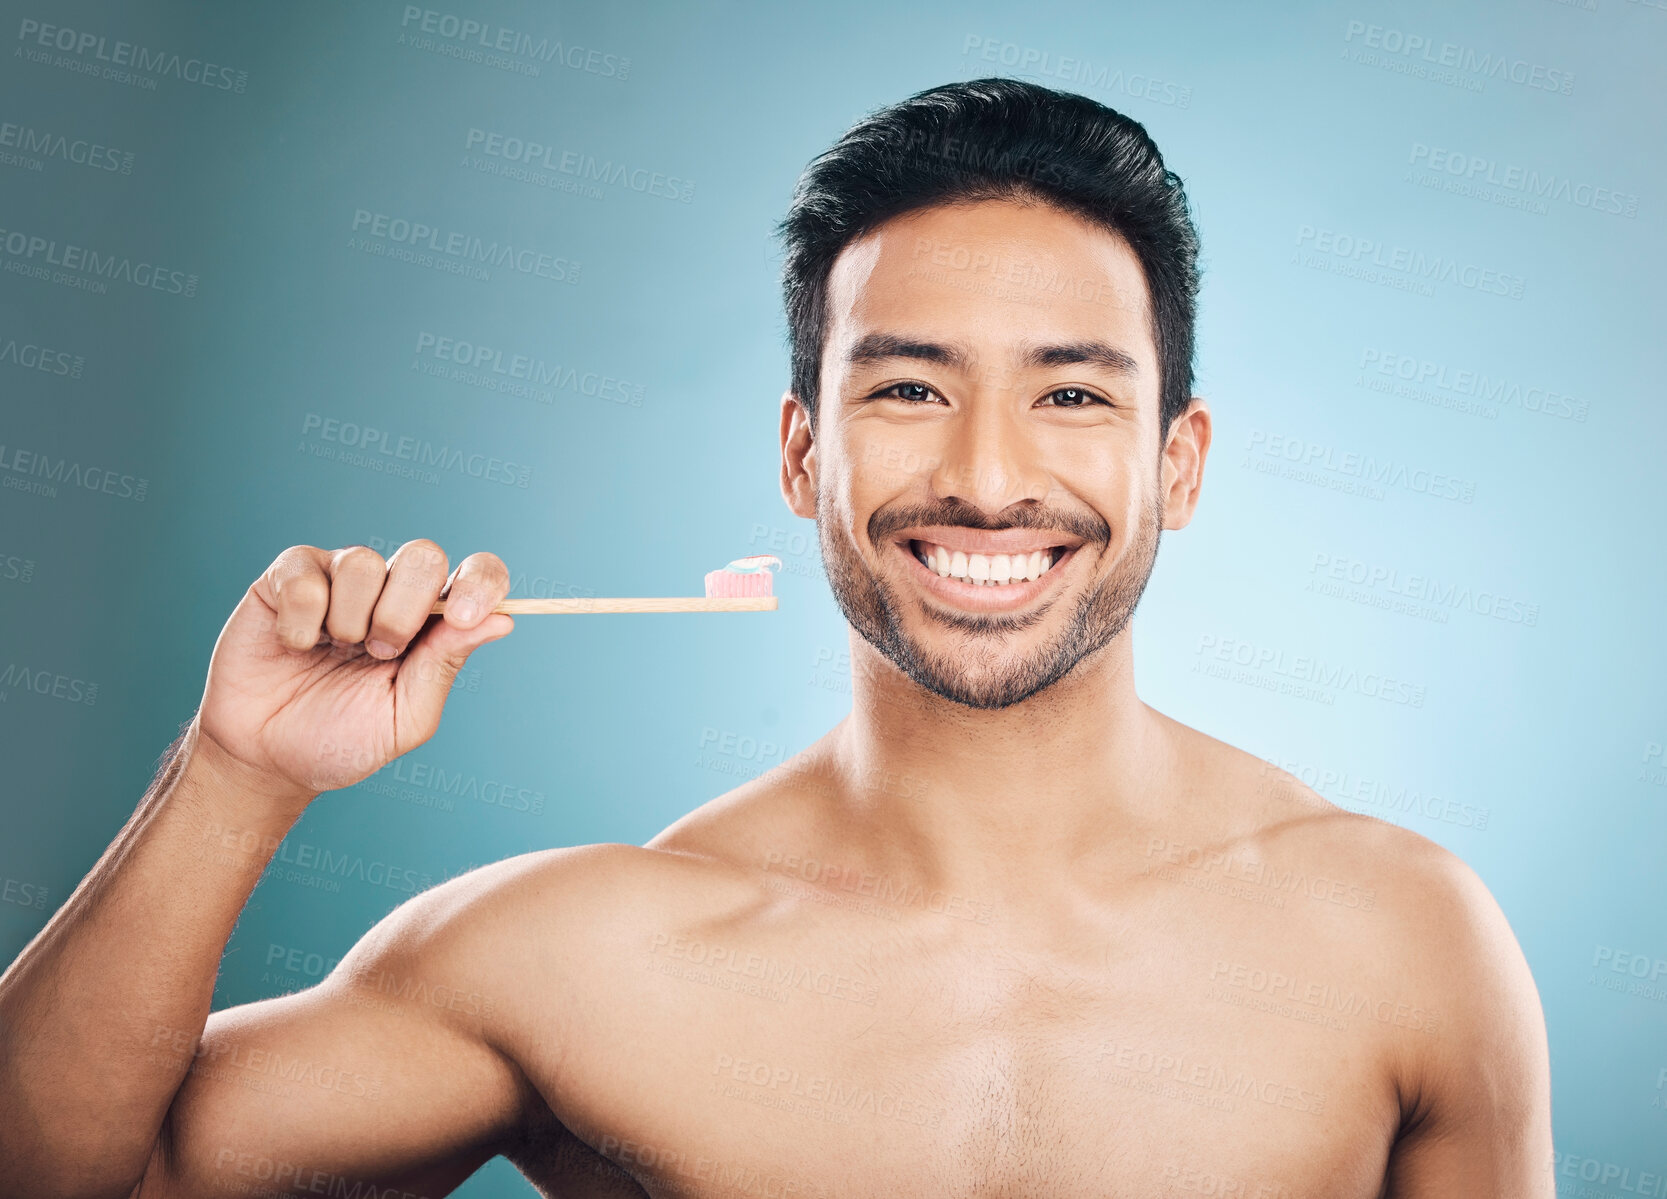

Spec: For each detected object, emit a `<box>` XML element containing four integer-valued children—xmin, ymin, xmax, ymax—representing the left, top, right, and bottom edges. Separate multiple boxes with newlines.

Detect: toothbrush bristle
<box><xmin>704</xmin><ymin>554</ymin><xmax>782</xmax><ymax>598</ymax></box>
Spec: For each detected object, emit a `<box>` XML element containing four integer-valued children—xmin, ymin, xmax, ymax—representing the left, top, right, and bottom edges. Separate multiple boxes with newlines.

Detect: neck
<box><xmin>829</xmin><ymin>627</ymin><xmax>1173</xmax><ymax>901</ymax></box>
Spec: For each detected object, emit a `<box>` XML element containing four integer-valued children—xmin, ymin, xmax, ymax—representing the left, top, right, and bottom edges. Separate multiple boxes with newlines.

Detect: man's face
<box><xmin>786</xmin><ymin>197</ymin><xmax>1195</xmax><ymax>710</ymax></box>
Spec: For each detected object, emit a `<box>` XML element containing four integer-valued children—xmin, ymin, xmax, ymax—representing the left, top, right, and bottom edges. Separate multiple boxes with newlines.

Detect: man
<box><xmin>0</xmin><ymin>77</ymin><xmax>1552</xmax><ymax>1198</ymax></box>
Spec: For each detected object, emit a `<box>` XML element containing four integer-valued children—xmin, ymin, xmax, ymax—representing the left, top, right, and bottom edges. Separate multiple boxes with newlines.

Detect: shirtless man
<box><xmin>0</xmin><ymin>78</ymin><xmax>1552</xmax><ymax>1198</ymax></box>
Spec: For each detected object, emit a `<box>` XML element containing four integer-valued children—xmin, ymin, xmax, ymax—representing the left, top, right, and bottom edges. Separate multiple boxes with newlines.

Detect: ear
<box><xmin>1159</xmin><ymin>395</ymin><xmax>1211</xmax><ymax>531</ymax></box>
<box><xmin>780</xmin><ymin>389</ymin><xmax>817</xmax><ymax>520</ymax></box>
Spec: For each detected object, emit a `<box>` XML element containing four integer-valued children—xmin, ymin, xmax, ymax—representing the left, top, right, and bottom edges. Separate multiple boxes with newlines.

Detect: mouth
<box><xmin>891</xmin><ymin>528</ymin><xmax>1083</xmax><ymax>613</ymax></box>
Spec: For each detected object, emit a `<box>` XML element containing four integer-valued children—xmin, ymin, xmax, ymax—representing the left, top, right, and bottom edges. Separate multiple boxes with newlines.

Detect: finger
<box><xmin>440</xmin><ymin>551</ymin><xmax>512</xmax><ymax>630</ymax></box>
<box><xmin>365</xmin><ymin>539</ymin><xmax>449</xmax><ymax>659</ymax></box>
<box><xmin>256</xmin><ymin>546</ymin><xmax>332</xmax><ymax>652</ymax></box>
<box><xmin>323</xmin><ymin>545</ymin><xmax>388</xmax><ymax>645</ymax></box>
<box><xmin>398</xmin><ymin>612</ymin><xmax>515</xmax><ymax>738</ymax></box>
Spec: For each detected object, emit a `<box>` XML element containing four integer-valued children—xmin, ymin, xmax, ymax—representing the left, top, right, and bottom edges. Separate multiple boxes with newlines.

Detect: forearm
<box><xmin>0</xmin><ymin>716</ymin><xmax>315</xmax><ymax>1199</ymax></box>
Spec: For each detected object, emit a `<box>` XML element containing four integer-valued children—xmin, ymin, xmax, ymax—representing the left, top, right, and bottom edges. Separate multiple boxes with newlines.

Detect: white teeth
<box><xmin>915</xmin><ymin>541</ymin><xmax>1063</xmax><ymax>586</ymax></box>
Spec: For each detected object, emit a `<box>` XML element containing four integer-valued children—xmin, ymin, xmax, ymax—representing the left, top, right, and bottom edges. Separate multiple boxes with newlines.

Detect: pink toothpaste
<box><xmin>704</xmin><ymin>554</ymin><xmax>782</xmax><ymax>598</ymax></box>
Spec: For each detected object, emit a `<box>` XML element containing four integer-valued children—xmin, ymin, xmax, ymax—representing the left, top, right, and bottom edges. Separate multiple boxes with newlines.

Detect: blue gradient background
<box><xmin>2</xmin><ymin>1</ymin><xmax>1663</xmax><ymax>1193</ymax></box>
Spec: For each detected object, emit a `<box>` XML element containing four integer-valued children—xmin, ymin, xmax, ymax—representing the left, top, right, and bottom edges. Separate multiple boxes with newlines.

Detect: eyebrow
<box><xmin>845</xmin><ymin>332</ymin><xmax>1141</xmax><ymax>378</ymax></box>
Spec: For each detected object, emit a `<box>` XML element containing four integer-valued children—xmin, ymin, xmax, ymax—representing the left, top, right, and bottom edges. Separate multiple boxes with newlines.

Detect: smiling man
<box><xmin>0</xmin><ymin>78</ymin><xmax>1552</xmax><ymax>1199</ymax></box>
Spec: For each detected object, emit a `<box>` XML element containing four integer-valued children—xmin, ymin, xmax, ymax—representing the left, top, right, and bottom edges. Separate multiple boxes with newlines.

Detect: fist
<box><xmin>194</xmin><ymin>539</ymin><xmax>515</xmax><ymax>804</ymax></box>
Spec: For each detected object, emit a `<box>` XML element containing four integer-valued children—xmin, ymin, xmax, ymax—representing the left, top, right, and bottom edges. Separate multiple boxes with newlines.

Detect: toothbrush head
<box><xmin>704</xmin><ymin>554</ymin><xmax>782</xmax><ymax>598</ymax></box>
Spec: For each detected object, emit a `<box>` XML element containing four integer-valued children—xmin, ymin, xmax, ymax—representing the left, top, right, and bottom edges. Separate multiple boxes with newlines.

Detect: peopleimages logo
<box><xmin>1295</xmin><ymin>225</ymin><xmax>1525</xmax><ymax>300</ymax></box>
<box><xmin>413</xmin><ymin>331</ymin><xmax>645</xmax><ymax>407</ymax></box>
<box><xmin>1408</xmin><ymin>143</ymin><xmax>1638</xmax><ymax>218</ymax></box>
<box><xmin>349</xmin><ymin>209</ymin><xmax>580</xmax><ymax>285</ymax></box>
<box><xmin>0</xmin><ymin>119</ymin><xmax>134</xmax><ymax>173</ymax></box>
<box><xmin>1194</xmin><ymin>633</ymin><xmax>1426</xmax><ymax>708</ymax></box>
<box><xmin>1207</xmin><ymin>960</ymin><xmax>1441</xmax><ymax>1033</ymax></box>
<box><xmin>959</xmin><ymin>35</ymin><xmax>1192</xmax><ymax>108</ymax></box>
<box><xmin>0</xmin><ymin>441</ymin><xmax>148</xmax><ymax>502</ymax></box>
<box><xmin>299</xmin><ymin>414</ymin><xmax>531</xmax><ymax>488</ymax></box>
<box><xmin>0</xmin><ymin>225</ymin><xmax>197</xmax><ymax>296</ymax></box>
<box><xmin>463</xmin><ymin>128</ymin><xmax>695</xmax><ymax>202</ymax></box>
<box><xmin>397</xmin><ymin>7</ymin><xmax>631</xmax><ymax>79</ymax></box>
<box><xmin>1552</xmin><ymin>1152</ymin><xmax>1667</xmax><ymax>1197</ymax></box>
<box><xmin>0</xmin><ymin>334</ymin><xmax>83</xmax><ymax>377</ymax></box>
<box><xmin>1357</xmin><ymin>348</ymin><xmax>1589</xmax><ymax>423</ymax></box>
<box><xmin>1340</xmin><ymin>20</ymin><xmax>1574</xmax><ymax>95</ymax></box>
<box><xmin>1260</xmin><ymin>755</ymin><xmax>1491</xmax><ymax>831</ymax></box>
<box><xmin>1244</xmin><ymin>429</ymin><xmax>1476</xmax><ymax>505</ymax></box>
<box><xmin>0</xmin><ymin>662</ymin><xmax>99</xmax><ymax>705</ymax></box>
<box><xmin>1307</xmin><ymin>551</ymin><xmax>1539</xmax><ymax>628</ymax></box>
<box><xmin>385</xmin><ymin>756</ymin><xmax>545</xmax><ymax>815</ymax></box>
<box><xmin>14</xmin><ymin>17</ymin><xmax>249</xmax><ymax>92</ymax></box>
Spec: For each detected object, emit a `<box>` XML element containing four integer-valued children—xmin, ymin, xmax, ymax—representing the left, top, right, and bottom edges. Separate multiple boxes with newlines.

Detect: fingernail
<box><xmin>450</xmin><ymin>597</ymin><xmax>480</xmax><ymax>624</ymax></box>
<box><xmin>365</xmin><ymin>639</ymin><xmax>398</xmax><ymax>659</ymax></box>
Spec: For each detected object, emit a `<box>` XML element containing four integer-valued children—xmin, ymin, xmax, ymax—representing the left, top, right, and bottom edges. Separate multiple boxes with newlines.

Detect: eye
<box><xmin>1038</xmin><ymin>387</ymin><xmax>1112</xmax><ymax>409</ymax></box>
<box><xmin>872</xmin><ymin>381</ymin><xmax>945</xmax><ymax>405</ymax></box>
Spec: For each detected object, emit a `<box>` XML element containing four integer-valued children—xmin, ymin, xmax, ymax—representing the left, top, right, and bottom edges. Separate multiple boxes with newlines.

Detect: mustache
<box><xmin>868</xmin><ymin>497</ymin><xmax>1111</xmax><ymax>548</ymax></box>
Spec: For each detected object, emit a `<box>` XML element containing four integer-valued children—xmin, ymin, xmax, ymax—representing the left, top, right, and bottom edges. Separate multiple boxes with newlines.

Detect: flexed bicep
<box><xmin>135</xmin><ymin>868</ymin><xmax>541</xmax><ymax>1198</ymax></box>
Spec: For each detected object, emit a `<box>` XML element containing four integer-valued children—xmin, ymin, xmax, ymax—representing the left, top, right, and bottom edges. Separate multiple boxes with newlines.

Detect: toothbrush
<box><xmin>429</xmin><ymin>555</ymin><xmax>782</xmax><ymax>615</ymax></box>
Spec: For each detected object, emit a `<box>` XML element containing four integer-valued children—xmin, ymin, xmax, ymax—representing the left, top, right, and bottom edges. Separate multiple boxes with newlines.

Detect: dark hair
<box><xmin>775</xmin><ymin>77</ymin><xmax>1201</xmax><ymax>442</ymax></box>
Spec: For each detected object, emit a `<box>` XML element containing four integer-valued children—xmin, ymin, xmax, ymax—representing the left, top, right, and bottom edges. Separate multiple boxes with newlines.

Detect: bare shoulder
<box><xmin>322</xmin><ymin>840</ymin><xmax>768</xmax><ymax>1038</ymax></box>
<box><xmin>1203</xmin><ymin>744</ymin><xmax>1552</xmax><ymax>1178</ymax></box>
<box><xmin>1224</xmin><ymin>748</ymin><xmax>1548</xmax><ymax>1104</ymax></box>
<box><xmin>645</xmin><ymin>744</ymin><xmax>840</xmax><ymax>869</ymax></box>
<box><xmin>1242</xmin><ymin>752</ymin><xmax>1523</xmax><ymax>945</ymax></box>
<box><xmin>1250</xmin><ymin>756</ymin><xmax>1524</xmax><ymax>953</ymax></box>
<box><xmin>326</xmin><ymin>837</ymin><xmax>771</xmax><ymax>1162</ymax></box>
<box><xmin>351</xmin><ymin>742</ymin><xmax>829</xmax><ymax>997</ymax></box>
<box><xmin>361</xmin><ymin>838</ymin><xmax>765</xmax><ymax>958</ymax></box>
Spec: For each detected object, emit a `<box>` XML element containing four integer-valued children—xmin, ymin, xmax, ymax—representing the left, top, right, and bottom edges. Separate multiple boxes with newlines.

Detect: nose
<box><xmin>929</xmin><ymin>395</ymin><xmax>1051</xmax><ymax>514</ymax></box>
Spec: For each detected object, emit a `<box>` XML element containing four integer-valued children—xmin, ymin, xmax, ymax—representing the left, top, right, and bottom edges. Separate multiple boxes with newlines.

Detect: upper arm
<box><xmin>135</xmin><ymin>856</ymin><xmax>551</xmax><ymax>1198</ymax></box>
<box><xmin>1382</xmin><ymin>850</ymin><xmax>1554</xmax><ymax>1198</ymax></box>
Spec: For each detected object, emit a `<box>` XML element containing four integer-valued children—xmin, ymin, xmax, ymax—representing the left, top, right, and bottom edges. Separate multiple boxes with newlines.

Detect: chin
<box><xmin>881</xmin><ymin>628</ymin><xmax>1083</xmax><ymax>711</ymax></box>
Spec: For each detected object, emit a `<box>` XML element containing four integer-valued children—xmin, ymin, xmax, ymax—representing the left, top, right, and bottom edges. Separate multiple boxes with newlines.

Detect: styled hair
<box><xmin>775</xmin><ymin>76</ymin><xmax>1201</xmax><ymax>441</ymax></box>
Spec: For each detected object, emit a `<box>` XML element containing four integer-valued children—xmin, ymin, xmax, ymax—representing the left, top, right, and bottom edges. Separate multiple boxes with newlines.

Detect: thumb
<box><xmin>395</xmin><ymin>612</ymin><xmax>513</xmax><ymax>735</ymax></box>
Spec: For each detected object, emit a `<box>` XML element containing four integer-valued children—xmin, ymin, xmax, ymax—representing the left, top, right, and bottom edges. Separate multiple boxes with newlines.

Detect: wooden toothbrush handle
<box><xmin>430</xmin><ymin>596</ymin><xmax>778</xmax><ymax>615</ymax></box>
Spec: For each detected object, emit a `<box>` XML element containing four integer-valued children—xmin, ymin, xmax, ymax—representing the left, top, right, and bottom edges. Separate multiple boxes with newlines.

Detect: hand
<box><xmin>193</xmin><ymin>540</ymin><xmax>513</xmax><ymax>804</ymax></box>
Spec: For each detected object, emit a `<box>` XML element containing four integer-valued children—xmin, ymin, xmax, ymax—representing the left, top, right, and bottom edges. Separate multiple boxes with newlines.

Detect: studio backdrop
<box><xmin>1</xmin><ymin>0</ymin><xmax>1663</xmax><ymax>1193</ymax></box>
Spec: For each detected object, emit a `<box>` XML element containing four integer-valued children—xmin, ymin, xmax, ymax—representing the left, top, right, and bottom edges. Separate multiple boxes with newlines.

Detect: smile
<box><xmin>910</xmin><ymin>540</ymin><xmax>1063</xmax><ymax>585</ymax></box>
<box><xmin>891</xmin><ymin>528</ymin><xmax>1082</xmax><ymax>613</ymax></box>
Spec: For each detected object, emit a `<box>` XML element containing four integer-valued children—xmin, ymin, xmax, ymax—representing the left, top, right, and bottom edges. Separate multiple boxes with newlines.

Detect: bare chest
<box><xmin>505</xmin><ymin>878</ymin><xmax>1407</xmax><ymax>1197</ymax></box>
